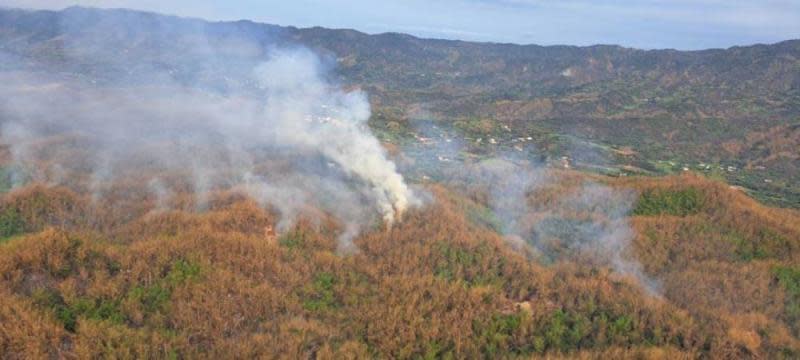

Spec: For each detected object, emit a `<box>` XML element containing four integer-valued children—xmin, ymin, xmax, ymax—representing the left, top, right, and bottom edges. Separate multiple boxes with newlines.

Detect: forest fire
<box><xmin>1</xmin><ymin>5</ymin><xmax>799</xmax><ymax>359</ymax></box>
<box><xmin>0</xmin><ymin>48</ymin><xmax>418</xmax><ymax>248</ymax></box>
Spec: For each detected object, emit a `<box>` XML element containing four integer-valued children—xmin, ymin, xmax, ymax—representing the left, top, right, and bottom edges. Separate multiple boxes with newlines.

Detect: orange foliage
<box><xmin>0</xmin><ymin>171</ymin><xmax>798</xmax><ymax>358</ymax></box>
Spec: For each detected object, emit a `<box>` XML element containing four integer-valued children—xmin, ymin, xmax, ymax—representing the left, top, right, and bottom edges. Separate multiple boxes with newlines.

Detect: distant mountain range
<box><xmin>1</xmin><ymin>6</ymin><xmax>798</xmax><ymax>207</ymax></box>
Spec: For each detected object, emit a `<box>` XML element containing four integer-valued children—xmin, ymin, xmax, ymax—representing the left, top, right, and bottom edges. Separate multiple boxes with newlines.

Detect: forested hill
<box><xmin>1</xmin><ymin>6</ymin><xmax>799</xmax><ymax>206</ymax></box>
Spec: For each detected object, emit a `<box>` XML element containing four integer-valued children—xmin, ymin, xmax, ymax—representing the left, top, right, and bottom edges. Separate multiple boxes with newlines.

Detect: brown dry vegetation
<box><xmin>0</xmin><ymin>171</ymin><xmax>799</xmax><ymax>359</ymax></box>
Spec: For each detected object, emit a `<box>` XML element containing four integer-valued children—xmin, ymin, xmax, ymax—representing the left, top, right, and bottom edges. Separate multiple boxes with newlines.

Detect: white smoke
<box><xmin>400</xmin><ymin>119</ymin><xmax>659</xmax><ymax>294</ymax></box>
<box><xmin>253</xmin><ymin>49</ymin><xmax>418</xmax><ymax>223</ymax></box>
<box><xmin>0</xmin><ymin>47</ymin><xmax>418</xmax><ymax>246</ymax></box>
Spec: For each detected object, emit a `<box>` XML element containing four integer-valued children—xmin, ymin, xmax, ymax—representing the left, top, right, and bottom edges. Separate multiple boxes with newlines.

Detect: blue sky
<box><xmin>3</xmin><ymin>0</ymin><xmax>800</xmax><ymax>49</ymax></box>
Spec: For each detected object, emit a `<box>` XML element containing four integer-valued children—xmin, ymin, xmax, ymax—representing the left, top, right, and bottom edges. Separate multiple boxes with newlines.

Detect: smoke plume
<box><xmin>469</xmin><ymin>157</ymin><xmax>657</xmax><ymax>293</ymax></box>
<box><xmin>401</xmin><ymin>116</ymin><xmax>658</xmax><ymax>293</ymax></box>
<box><xmin>0</xmin><ymin>46</ymin><xmax>418</xmax><ymax>247</ymax></box>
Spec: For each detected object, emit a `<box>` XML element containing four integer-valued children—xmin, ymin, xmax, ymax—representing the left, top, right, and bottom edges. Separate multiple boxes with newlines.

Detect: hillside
<box><xmin>0</xmin><ymin>6</ymin><xmax>798</xmax><ymax>207</ymax></box>
<box><xmin>0</xmin><ymin>6</ymin><xmax>800</xmax><ymax>359</ymax></box>
<box><xmin>1</xmin><ymin>172</ymin><xmax>800</xmax><ymax>358</ymax></box>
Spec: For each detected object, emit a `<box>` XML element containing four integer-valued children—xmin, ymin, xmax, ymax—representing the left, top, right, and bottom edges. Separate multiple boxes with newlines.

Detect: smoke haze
<box><xmin>0</xmin><ymin>46</ymin><xmax>418</xmax><ymax>249</ymax></box>
<box><xmin>0</xmin><ymin>6</ymin><xmax>653</xmax><ymax>289</ymax></box>
<box><xmin>399</xmin><ymin>117</ymin><xmax>659</xmax><ymax>293</ymax></box>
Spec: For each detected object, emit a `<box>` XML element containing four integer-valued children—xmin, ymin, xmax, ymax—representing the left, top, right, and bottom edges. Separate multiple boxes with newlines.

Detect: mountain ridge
<box><xmin>7</xmin><ymin>5</ymin><xmax>800</xmax><ymax>51</ymax></box>
<box><xmin>0</xmin><ymin>6</ymin><xmax>798</xmax><ymax>207</ymax></box>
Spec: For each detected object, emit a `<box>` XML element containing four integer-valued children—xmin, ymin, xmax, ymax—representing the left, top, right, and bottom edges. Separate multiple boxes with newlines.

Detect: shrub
<box><xmin>473</xmin><ymin>313</ymin><xmax>525</xmax><ymax>357</ymax></box>
<box><xmin>732</xmin><ymin>229</ymin><xmax>789</xmax><ymax>261</ymax></box>
<box><xmin>32</xmin><ymin>289</ymin><xmax>124</xmax><ymax>332</ymax></box>
<box><xmin>279</xmin><ymin>229</ymin><xmax>306</xmax><ymax>249</ymax></box>
<box><xmin>0</xmin><ymin>166</ymin><xmax>16</xmax><ymax>193</ymax></box>
<box><xmin>633</xmin><ymin>187</ymin><xmax>704</xmax><ymax>216</ymax></box>
<box><xmin>303</xmin><ymin>272</ymin><xmax>338</xmax><ymax>312</ymax></box>
<box><xmin>773</xmin><ymin>266</ymin><xmax>800</xmax><ymax>334</ymax></box>
<box><xmin>466</xmin><ymin>205</ymin><xmax>502</xmax><ymax>233</ymax></box>
<box><xmin>128</xmin><ymin>259</ymin><xmax>203</xmax><ymax>316</ymax></box>
<box><xmin>433</xmin><ymin>241</ymin><xmax>503</xmax><ymax>287</ymax></box>
<box><xmin>165</xmin><ymin>259</ymin><xmax>202</xmax><ymax>286</ymax></box>
<box><xmin>0</xmin><ymin>207</ymin><xmax>24</xmax><ymax>240</ymax></box>
<box><xmin>128</xmin><ymin>285</ymin><xmax>171</xmax><ymax>314</ymax></box>
<box><xmin>536</xmin><ymin>310</ymin><xmax>591</xmax><ymax>352</ymax></box>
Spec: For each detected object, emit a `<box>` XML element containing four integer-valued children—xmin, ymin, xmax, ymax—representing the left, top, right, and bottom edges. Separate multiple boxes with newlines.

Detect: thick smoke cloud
<box><xmin>253</xmin><ymin>50</ymin><xmax>418</xmax><ymax>224</ymax></box>
<box><xmin>0</xmin><ymin>46</ymin><xmax>418</xmax><ymax>249</ymax></box>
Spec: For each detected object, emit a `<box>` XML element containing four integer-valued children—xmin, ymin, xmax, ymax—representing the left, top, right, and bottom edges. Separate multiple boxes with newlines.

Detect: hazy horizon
<box><xmin>2</xmin><ymin>0</ymin><xmax>799</xmax><ymax>50</ymax></box>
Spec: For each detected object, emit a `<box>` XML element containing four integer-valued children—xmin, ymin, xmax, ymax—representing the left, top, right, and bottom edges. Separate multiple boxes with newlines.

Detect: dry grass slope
<box><xmin>0</xmin><ymin>173</ymin><xmax>798</xmax><ymax>359</ymax></box>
